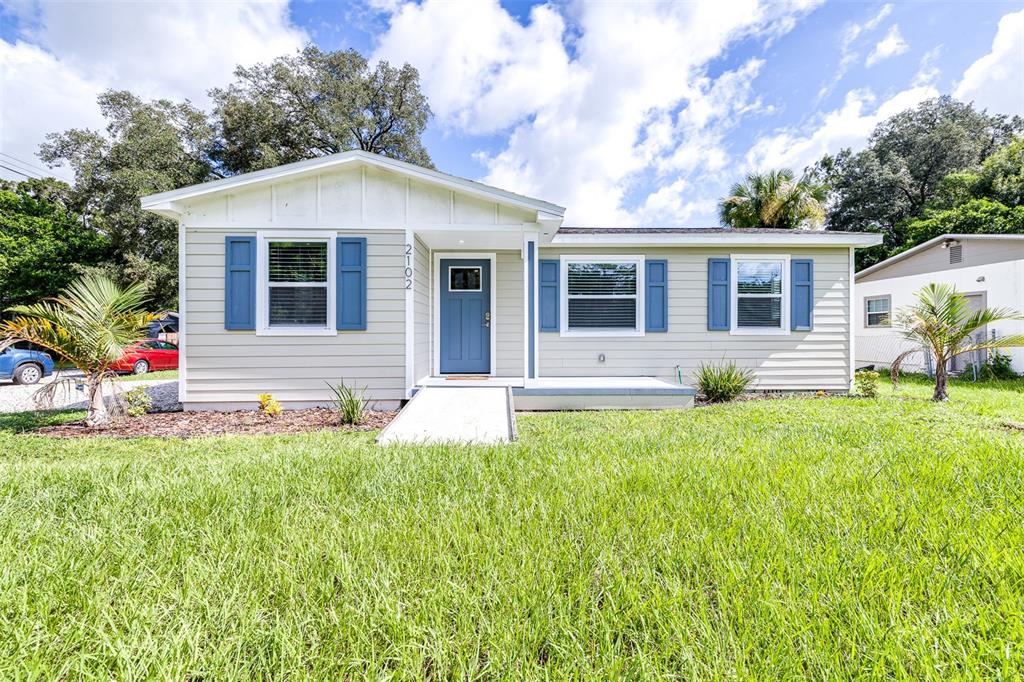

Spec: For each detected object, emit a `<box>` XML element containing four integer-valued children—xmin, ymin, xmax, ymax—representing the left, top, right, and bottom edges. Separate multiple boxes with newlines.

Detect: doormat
<box><xmin>446</xmin><ymin>375</ymin><xmax>490</xmax><ymax>380</ymax></box>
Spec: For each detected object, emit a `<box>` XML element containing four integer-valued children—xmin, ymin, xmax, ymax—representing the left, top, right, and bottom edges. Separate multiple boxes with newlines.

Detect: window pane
<box><xmin>269</xmin><ymin>286</ymin><xmax>327</xmax><ymax>326</ymax></box>
<box><xmin>866</xmin><ymin>298</ymin><xmax>889</xmax><ymax>313</ymax></box>
<box><xmin>867</xmin><ymin>312</ymin><xmax>889</xmax><ymax>327</ymax></box>
<box><xmin>269</xmin><ymin>242</ymin><xmax>327</xmax><ymax>283</ymax></box>
<box><xmin>737</xmin><ymin>261</ymin><xmax>782</xmax><ymax>294</ymax></box>
<box><xmin>737</xmin><ymin>297</ymin><xmax>782</xmax><ymax>327</ymax></box>
<box><xmin>449</xmin><ymin>267</ymin><xmax>481</xmax><ymax>291</ymax></box>
<box><xmin>568</xmin><ymin>262</ymin><xmax>636</xmax><ymax>295</ymax></box>
<box><xmin>568</xmin><ymin>298</ymin><xmax>636</xmax><ymax>329</ymax></box>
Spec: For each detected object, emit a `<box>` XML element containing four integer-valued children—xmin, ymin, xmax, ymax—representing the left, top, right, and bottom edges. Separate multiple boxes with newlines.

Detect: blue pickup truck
<box><xmin>0</xmin><ymin>343</ymin><xmax>55</xmax><ymax>385</ymax></box>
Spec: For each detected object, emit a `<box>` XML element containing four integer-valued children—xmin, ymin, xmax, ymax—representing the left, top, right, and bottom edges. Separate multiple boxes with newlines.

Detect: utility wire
<box><xmin>0</xmin><ymin>152</ymin><xmax>51</xmax><ymax>176</ymax></box>
<box><xmin>0</xmin><ymin>162</ymin><xmax>41</xmax><ymax>179</ymax></box>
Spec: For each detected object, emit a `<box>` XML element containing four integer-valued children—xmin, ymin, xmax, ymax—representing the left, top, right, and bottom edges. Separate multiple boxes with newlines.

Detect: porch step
<box><xmin>377</xmin><ymin>386</ymin><xmax>515</xmax><ymax>445</ymax></box>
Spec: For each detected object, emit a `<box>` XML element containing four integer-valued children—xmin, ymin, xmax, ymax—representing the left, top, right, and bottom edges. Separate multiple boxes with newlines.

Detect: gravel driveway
<box><xmin>0</xmin><ymin>370</ymin><xmax>180</xmax><ymax>414</ymax></box>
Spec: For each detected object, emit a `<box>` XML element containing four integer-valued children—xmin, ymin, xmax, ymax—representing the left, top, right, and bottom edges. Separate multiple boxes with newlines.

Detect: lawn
<box><xmin>0</xmin><ymin>377</ymin><xmax>1022</xmax><ymax>678</ymax></box>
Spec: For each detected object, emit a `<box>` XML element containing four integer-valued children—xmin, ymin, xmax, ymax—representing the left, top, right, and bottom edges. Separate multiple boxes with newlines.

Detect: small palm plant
<box><xmin>718</xmin><ymin>168</ymin><xmax>826</xmax><ymax>230</ymax></box>
<box><xmin>1</xmin><ymin>274</ymin><xmax>155</xmax><ymax>426</ymax></box>
<box><xmin>891</xmin><ymin>283</ymin><xmax>1024</xmax><ymax>401</ymax></box>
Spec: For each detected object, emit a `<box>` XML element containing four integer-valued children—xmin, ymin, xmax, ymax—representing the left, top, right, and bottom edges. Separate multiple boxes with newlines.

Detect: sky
<box><xmin>1</xmin><ymin>0</ymin><xmax>1022</xmax><ymax>227</ymax></box>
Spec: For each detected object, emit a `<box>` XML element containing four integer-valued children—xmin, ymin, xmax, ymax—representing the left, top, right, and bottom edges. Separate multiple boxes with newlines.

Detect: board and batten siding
<box><xmin>183</xmin><ymin>228</ymin><xmax>407</xmax><ymax>409</ymax></box>
<box><xmin>538</xmin><ymin>246</ymin><xmax>852</xmax><ymax>390</ymax></box>
<box><xmin>413</xmin><ymin>236</ymin><xmax>431</xmax><ymax>381</ymax></box>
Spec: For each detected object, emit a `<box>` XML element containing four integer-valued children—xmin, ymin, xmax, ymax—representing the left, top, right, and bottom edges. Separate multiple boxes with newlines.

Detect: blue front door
<box><xmin>440</xmin><ymin>259</ymin><xmax>491</xmax><ymax>374</ymax></box>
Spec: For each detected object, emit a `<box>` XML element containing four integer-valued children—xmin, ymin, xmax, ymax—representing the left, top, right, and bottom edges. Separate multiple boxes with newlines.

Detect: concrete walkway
<box><xmin>377</xmin><ymin>386</ymin><xmax>515</xmax><ymax>445</ymax></box>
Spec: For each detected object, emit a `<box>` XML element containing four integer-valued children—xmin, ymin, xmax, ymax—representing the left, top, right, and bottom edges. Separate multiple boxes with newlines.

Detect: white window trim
<box><xmin>448</xmin><ymin>265</ymin><xmax>483</xmax><ymax>292</ymax></box>
<box><xmin>730</xmin><ymin>253</ymin><xmax>790</xmax><ymax>336</ymax></box>
<box><xmin>559</xmin><ymin>255</ymin><xmax>645</xmax><ymax>337</ymax></box>
<box><xmin>864</xmin><ymin>294</ymin><xmax>892</xmax><ymax>328</ymax></box>
<box><xmin>256</xmin><ymin>231</ymin><xmax>337</xmax><ymax>336</ymax></box>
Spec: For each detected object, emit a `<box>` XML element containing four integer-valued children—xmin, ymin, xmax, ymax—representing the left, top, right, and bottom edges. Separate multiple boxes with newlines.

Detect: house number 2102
<box><xmin>404</xmin><ymin>243</ymin><xmax>413</xmax><ymax>289</ymax></box>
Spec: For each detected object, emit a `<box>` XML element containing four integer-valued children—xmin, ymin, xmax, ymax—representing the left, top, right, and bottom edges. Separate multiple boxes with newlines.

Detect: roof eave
<box><xmin>854</xmin><ymin>233</ymin><xmax>1024</xmax><ymax>280</ymax></box>
<box><xmin>550</xmin><ymin>232</ymin><xmax>884</xmax><ymax>247</ymax></box>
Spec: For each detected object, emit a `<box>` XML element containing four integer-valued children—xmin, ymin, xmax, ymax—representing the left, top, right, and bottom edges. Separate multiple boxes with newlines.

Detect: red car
<box><xmin>110</xmin><ymin>340</ymin><xmax>179</xmax><ymax>375</ymax></box>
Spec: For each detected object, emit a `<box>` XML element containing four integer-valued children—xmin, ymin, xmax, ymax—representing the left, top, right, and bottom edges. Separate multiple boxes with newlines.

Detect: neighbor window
<box><xmin>267</xmin><ymin>240</ymin><xmax>329</xmax><ymax>328</ymax></box>
<box><xmin>864</xmin><ymin>295</ymin><xmax>891</xmax><ymax>327</ymax></box>
<box><xmin>562</xmin><ymin>257</ymin><xmax>643</xmax><ymax>334</ymax></box>
<box><xmin>731</xmin><ymin>257</ymin><xmax>788</xmax><ymax>334</ymax></box>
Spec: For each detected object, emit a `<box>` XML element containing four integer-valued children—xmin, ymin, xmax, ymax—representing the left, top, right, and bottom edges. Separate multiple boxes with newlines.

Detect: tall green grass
<box><xmin>0</xmin><ymin>377</ymin><xmax>1021</xmax><ymax>678</ymax></box>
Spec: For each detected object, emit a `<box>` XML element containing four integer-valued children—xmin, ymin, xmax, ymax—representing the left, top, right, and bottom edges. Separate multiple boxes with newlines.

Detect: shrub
<box><xmin>854</xmin><ymin>370</ymin><xmax>880</xmax><ymax>398</ymax></box>
<box><xmin>258</xmin><ymin>393</ymin><xmax>282</xmax><ymax>416</ymax></box>
<box><xmin>695</xmin><ymin>361</ymin><xmax>754</xmax><ymax>403</ymax></box>
<box><xmin>963</xmin><ymin>349</ymin><xmax>1018</xmax><ymax>381</ymax></box>
<box><xmin>122</xmin><ymin>386</ymin><xmax>152</xmax><ymax>417</ymax></box>
<box><xmin>327</xmin><ymin>381</ymin><xmax>366</xmax><ymax>425</ymax></box>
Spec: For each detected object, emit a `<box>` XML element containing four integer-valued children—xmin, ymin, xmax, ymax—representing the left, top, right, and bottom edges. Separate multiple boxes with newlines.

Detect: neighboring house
<box><xmin>855</xmin><ymin>234</ymin><xmax>1024</xmax><ymax>374</ymax></box>
<box><xmin>141</xmin><ymin>150</ymin><xmax>881</xmax><ymax>411</ymax></box>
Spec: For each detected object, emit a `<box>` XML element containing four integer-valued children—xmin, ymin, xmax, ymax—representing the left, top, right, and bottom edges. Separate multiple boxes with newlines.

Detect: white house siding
<box><xmin>537</xmin><ymin>246</ymin><xmax>852</xmax><ymax>391</ymax></box>
<box><xmin>856</xmin><ymin>239</ymin><xmax>1024</xmax><ymax>373</ymax></box>
<box><xmin>495</xmin><ymin>250</ymin><xmax>524</xmax><ymax>377</ymax></box>
<box><xmin>413</xmin><ymin>236</ymin><xmax>431</xmax><ymax>381</ymax></box>
<box><xmin>183</xmin><ymin>228</ymin><xmax>407</xmax><ymax>410</ymax></box>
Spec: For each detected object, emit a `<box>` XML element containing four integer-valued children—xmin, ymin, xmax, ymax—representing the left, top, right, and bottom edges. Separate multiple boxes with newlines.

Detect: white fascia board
<box><xmin>140</xmin><ymin>150</ymin><xmax>565</xmax><ymax>218</ymax></box>
<box><xmin>550</xmin><ymin>232</ymin><xmax>885</xmax><ymax>248</ymax></box>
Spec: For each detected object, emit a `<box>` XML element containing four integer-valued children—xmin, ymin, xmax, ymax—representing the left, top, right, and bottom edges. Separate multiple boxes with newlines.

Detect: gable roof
<box><xmin>855</xmin><ymin>233</ymin><xmax>1024</xmax><ymax>280</ymax></box>
<box><xmin>141</xmin><ymin>149</ymin><xmax>566</xmax><ymax>218</ymax></box>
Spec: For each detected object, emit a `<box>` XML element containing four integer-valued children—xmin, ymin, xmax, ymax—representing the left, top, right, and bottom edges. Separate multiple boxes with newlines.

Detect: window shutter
<box><xmin>224</xmin><ymin>236</ymin><xmax>256</xmax><ymax>330</ymax></box>
<box><xmin>645</xmin><ymin>259</ymin><xmax>668</xmax><ymax>332</ymax></box>
<box><xmin>791</xmin><ymin>259</ymin><xmax>814</xmax><ymax>331</ymax></box>
<box><xmin>539</xmin><ymin>259</ymin><xmax>560</xmax><ymax>332</ymax></box>
<box><xmin>707</xmin><ymin>258</ymin><xmax>730</xmax><ymax>330</ymax></box>
<box><xmin>337</xmin><ymin>237</ymin><xmax>367</xmax><ymax>330</ymax></box>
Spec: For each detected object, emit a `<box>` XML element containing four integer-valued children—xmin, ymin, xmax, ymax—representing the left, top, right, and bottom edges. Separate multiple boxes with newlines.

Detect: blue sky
<box><xmin>2</xmin><ymin>0</ymin><xmax>1022</xmax><ymax>226</ymax></box>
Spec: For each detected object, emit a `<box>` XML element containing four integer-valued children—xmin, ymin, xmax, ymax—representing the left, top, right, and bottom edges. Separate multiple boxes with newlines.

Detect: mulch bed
<box><xmin>32</xmin><ymin>408</ymin><xmax>396</xmax><ymax>439</ymax></box>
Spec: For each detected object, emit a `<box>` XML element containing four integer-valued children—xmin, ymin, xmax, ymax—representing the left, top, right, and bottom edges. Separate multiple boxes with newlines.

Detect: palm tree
<box><xmin>891</xmin><ymin>283</ymin><xmax>1024</xmax><ymax>401</ymax></box>
<box><xmin>1</xmin><ymin>274</ymin><xmax>155</xmax><ymax>426</ymax></box>
<box><xmin>719</xmin><ymin>168</ymin><xmax>826</xmax><ymax>230</ymax></box>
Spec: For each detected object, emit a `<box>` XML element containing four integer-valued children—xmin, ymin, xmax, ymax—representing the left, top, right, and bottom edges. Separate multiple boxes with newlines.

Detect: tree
<box><xmin>210</xmin><ymin>46</ymin><xmax>432</xmax><ymax>173</ymax></box>
<box><xmin>1</xmin><ymin>274</ymin><xmax>155</xmax><ymax>426</ymax></box>
<box><xmin>891</xmin><ymin>283</ymin><xmax>1024</xmax><ymax>401</ymax></box>
<box><xmin>0</xmin><ymin>179</ymin><xmax>108</xmax><ymax>317</ymax></box>
<box><xmin>813</xmin><ymin>97</ymin><xmax>1022</xmax><ymax>265</ymax></box>
<box><xmin>902</xmin><ymin>199</ymin><xmax>1024</xmax><ymax>248</ymax></box>
<box><xmin>719</xmin><ymin>168</ymin><xmax>826</xmax><ymax>229</ymax></box>
<box><xmin>39</xmin><ymin>91</ymin><xmax>219</xmax><ymax>309</ymax></box>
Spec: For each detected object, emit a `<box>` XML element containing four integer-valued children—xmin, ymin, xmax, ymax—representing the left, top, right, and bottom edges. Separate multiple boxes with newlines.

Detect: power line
<box><xmin>0</xmin><ymin>152</ymin><xmax>50</xmax><ymax>176</ymax></box>
<box><xmin>0</xmin><ymin>162</ymin><xmax>41</xmax><ymax>179</ymax></box>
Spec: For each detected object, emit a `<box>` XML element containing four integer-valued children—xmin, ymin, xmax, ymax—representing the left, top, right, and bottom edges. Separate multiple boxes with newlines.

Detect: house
<box><xmin>141</xmin><ymin>150</ymin><xmax>882</xmax><ymax>411</ymax></box>
<box><xmin>855</xmin><ymin>234</ymin><xmax>1024</xmax><ymax>374</ymax></box>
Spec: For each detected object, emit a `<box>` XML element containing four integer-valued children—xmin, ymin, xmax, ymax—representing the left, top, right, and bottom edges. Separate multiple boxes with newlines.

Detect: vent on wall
<box><xmin>949</xmin><ymin>243</ymin><xmax>963</xmax><ymax>264</ymax></box>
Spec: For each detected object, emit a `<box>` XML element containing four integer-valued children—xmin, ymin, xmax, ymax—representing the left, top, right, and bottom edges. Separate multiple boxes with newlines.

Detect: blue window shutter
<box><xmin>539</xmin><ymin>259</ymin><xmax>560</xmax><ymax>332</ymax></box>
<box><xmin>707</xmin><ymin>258</ymin><xmax>730</xmax><ymax>331</ymax></box>
<box><xmin>224</xmin><ymin>236</ymin><xmax>255</xmax><ymax>330</ymax></box>
<box><xmin>645</xmin><ymin>259</ymin><xmax>668</xmax><ymax>332</ymax></box>
<box><xmin>791</xmin><ymin>258</ymin><xmax>814</xmax><ymax>331</ymax></box>
<box><xmin>337</xmin><ymin>237</ymin><xmax>367</xmax><ymax>330</ymax></box>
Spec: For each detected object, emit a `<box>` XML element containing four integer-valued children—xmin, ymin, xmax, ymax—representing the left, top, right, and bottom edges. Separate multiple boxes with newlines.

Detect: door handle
<box><xmin>483</xmin><ymin>311</ymin><xmax>491</xmax><ymax>327</ymax></box>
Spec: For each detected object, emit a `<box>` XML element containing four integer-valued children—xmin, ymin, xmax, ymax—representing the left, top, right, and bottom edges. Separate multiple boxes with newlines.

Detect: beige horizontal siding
<box><xmin>183</xmin><ymin>228</ymin><xmax>406</xmax><ymax>408</ymax></box>
<box><xmin>538</xmin><ymin>246</ymin><xmax>851</xmax><ymax>391</ymax></box>
<box><xmin>495</xmin><ymin>250</ymin><xmax>524</xmax><ymax>377</ymax></box>
<box><xmin>413</xmin><ymin>236</ymin><xmax>430</xmax><ymax>380</ymax></box>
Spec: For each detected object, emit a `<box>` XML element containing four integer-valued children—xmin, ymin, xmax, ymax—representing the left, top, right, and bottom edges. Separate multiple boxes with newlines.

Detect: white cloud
<box><xmin>746</xmin><ymin>85</ymin><xmax>939</xmax><ymax>172</ymax></box>
<box><xmin>866</xmin><ymin>25</ymin><xmax>909</xmax><ymax>67</ymax></box>
<box><xmin>912</xmin><ymin>46</ymin><xmax>942</xmax><ymax>87</ymax></box>
<box><xmin>375</xmin><ymin>0</ymin><xmax>819</xmax><ymax>225</ymax></box>
<box><xmin>954</xmin><ymin>9</ymin><xmax>1024</xmax><ymax>116</ymax></box>
<box><xmin>0</xmin><ymin>1</ymin><xmax>306</xmax><ymax>181</ymax></box>
<box><xmin>816</xmin><ymin>3</ymin><xmax>892</xmax><ymax>101</ymax></box>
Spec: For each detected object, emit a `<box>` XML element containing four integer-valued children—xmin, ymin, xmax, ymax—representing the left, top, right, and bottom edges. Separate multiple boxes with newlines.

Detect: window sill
<box><xmin>559</xmin><ymin>328</ymin><xmax>645</xmax><ymax>338</ymax></box>
<box><xmin>256</xmin><ymin>327</ymin><xmax>337</xmax><ymax>337</ymax></box>
<box><xmin>729</xmin><ymin>327</ymin><xmax>791</xmax><ymax>336</ymax></box>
